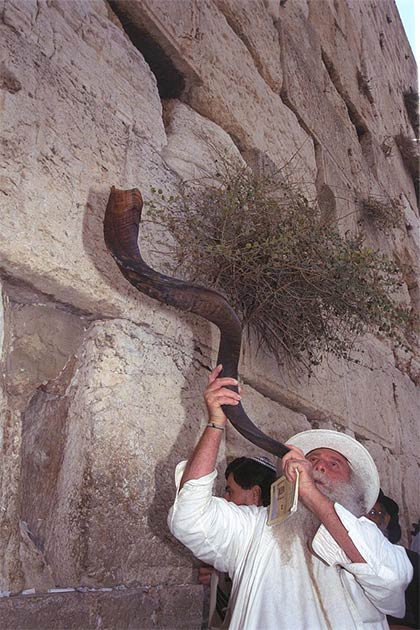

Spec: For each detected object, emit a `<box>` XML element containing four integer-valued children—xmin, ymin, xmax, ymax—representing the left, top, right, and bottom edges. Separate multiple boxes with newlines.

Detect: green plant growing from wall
<box><xmin>358</xmin><ymin>194</ymin><xmax>404</xmax><ymax>232</ymax></box>
<box><xmin>146</xmin><ymin>163</ymin><xmax>412</xmax><ymax>368</ymax></box>
<box><xmin>395</xmin><ymin>132</ymin><xmax>419</xmax><ymax>202</ymax></box>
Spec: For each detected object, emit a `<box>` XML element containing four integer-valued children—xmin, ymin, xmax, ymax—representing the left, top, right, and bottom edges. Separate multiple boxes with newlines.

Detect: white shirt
<box><xmin>168</xmin><ymin>463</ymin><xmax>412</xmax><ymax>630</ymax></box>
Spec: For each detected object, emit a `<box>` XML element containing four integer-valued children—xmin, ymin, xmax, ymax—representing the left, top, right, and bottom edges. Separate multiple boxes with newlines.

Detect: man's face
<box><xmin>223</xmin><ymin>473</ymin><xmax>261</xmax><ymax>506</ymax></box>
<box><xmin>306</xmin><ymin>448</ymin><xmax>351</xmax><ymax>484</ymax></box>
<box><xmin>366</xmin><ymin>501</ymin><xmax>390</xmax><ymax>533</ymax></box>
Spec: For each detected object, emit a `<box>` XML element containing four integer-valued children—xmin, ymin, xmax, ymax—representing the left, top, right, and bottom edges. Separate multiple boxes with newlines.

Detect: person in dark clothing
<box><xmin>367</xmin><ymin>490</ymin><xmax>419</xmax><ymax>629</ymax></box>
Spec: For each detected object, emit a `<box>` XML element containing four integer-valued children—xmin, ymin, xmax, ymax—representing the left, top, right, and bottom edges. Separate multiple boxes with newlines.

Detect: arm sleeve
<box><xmin>311</xmin><ymin>502</ymin><xmax>413</xmax><ymax>617</ymax></box>
<box><xmin>167</xmin><ymin>461</ymin><xmax>258</xmax><ymax>574</ymax></box>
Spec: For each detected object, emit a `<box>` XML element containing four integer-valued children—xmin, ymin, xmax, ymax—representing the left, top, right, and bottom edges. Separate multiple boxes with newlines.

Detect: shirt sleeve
<box><xmin>167</xmin><ymin>461</ymin><xmax>259</xmax><ymax>575</ymax></box>
<box><xmin>312</xmin><ymin>502</ymin><xmax>413</xmax><ymax>617</ymax></box>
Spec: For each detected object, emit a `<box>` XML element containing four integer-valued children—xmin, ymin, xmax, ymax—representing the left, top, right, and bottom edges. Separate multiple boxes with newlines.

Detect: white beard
<box><xmin>271</xmin><ymin>472</ymin><xmax>365</xmax><ymax>565</ymax></box>
<box><xmin>311</xmin><ymin>470</ymin><xmax>366</xmax><ymax>516</ymax></box>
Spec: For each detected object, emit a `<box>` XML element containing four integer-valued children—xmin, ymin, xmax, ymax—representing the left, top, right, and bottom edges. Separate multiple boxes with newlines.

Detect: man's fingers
<box><xmin>206</xmin><ymin>386</ymin><xmax>241</xmax><ymax>399</ymax></box>
<box><xmin>284</xmin><ymin>444</ymin><xmax>305</xmax><ymax>458</ymax></box>
<box><xmin>206</xmin><ymin>377</ymin><xmax>238</xmax><ymax>391</ymax></box>
<box><xmin>217</xmin><ymin>396</ymin><xmax>240</xmax><ymax>406</ymax></box>
<box><xmin>206</xmin><ymin>389</ymin><xmax>241</xmax><ymax>405</ymax></box>
<box><xmin>283</xmin><ymin>456</ymin><xmax>313</xmax><ymax>483</ymax></box>
<box><xmin>208</xmin><ymin>364</ymin><xmax>223</xmax><ymax>384</ymax></box>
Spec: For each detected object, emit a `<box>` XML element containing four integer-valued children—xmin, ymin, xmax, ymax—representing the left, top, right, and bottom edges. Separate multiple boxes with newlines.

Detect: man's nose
<box><xmin>313</xmin><ymin>460</ymin><xmax>326</xmax><ymax>473</ymax></box>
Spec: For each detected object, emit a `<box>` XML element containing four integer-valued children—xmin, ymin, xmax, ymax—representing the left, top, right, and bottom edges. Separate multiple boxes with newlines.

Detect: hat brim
<box><xmin>286</xmin><ymin>429</ymin><xmax>380</xmax><ymax>512</ymax></box>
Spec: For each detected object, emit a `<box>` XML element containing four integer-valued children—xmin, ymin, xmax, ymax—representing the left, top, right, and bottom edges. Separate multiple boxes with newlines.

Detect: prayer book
<box><xmin>267</xmin><ymin>470</ymin><xmax>299</xmax><ymax>526</ymax></box>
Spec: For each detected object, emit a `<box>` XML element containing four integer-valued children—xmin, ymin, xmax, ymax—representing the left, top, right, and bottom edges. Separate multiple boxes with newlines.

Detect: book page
<box><xmin>267</xmin><ymin>470</ymin><xmax>299</xmax><ymax>526</ymax></box>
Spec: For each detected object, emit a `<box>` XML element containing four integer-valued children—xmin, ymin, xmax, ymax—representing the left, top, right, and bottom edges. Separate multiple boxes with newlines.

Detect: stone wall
<box><xmin>0</xmin><ymin>0</ymin><xmax>418</xmax><ymax>627</ymax></box>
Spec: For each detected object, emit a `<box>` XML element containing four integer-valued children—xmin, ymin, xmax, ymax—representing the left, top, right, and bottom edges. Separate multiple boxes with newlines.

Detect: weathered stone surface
<box><xmin>279</xmin><ymin>1</ymin><xmax>364</xmax><ymax>185</ymax></box>
<box><xmin>307</xmin><ymin>0</ymin><xmax>417</xmax><ymax>209</ymax></box>
<box><xmin>162</xmin><ymin>99</ymin><xmax>245</xmax><ymax>182</ymax></box>
<box><xmin>19</xmin><ymin>318</ymin><xmax>210</xmax><ymax>587</ymax></box>
<box><xmin>111</xmin><ymin>0</ymin><xmax>317</xmax><ymax>192</ymax></box>
<box><xmin>393</xmin><ymin>371</ymin><xmax>420</xmax><ymax>459</ymax></box>
<box><xmin>0</xmin><ymin>0</ymin><xmax>175</xmax><ymax>327</ymax></box>
<box><xmin>315</xmin><ymin>147</ymin><xmax>356</xmax><ymax>231</ymax></box>
<box><xmin>213</xmin><ymin>0</ymin><xmax>283</xmax><ymax>93</ymax></box>
<box><xmin>0</xmin><ymin>407</ymin><xmax>24</xmax><ymax>592</ymax></box>
<box><xmin>0</xmin><ymin>585</ymin><xmax>203</xmax><ymax>629</ymax></box>
<box><xmin>399</xmin><ymin>458</ymin><xmax>420</xmax><ymax>546</ymax></box>
<box><xmin>242</xmin><ymin>333</ymin><xmax>401</xmax><ymax>448</ymax></box>
<box><xmin>0</xmin><ymin>0</ymin><xmax>419</xmax><ymax>627</ymax></box>
<box><xmin>6</xmin><ymin>302</ymin><xmax>88</xmax><ymax>404</ymax></box>
<box><xmin>0</xmin><ymin>287</ymin><xmax>23</xmax><ymax>593</ymax></box>
<box><xmin>0</xmin><ymin>285</ymin><xmax>92</xmax><ymax>592</ymax></box>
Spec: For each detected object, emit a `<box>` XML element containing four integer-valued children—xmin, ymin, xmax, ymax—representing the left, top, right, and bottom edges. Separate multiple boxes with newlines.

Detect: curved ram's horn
<box><xmin>104</xmin><ymin>186</ymin><xmax>289</xmax><ymax>457</ymax></box>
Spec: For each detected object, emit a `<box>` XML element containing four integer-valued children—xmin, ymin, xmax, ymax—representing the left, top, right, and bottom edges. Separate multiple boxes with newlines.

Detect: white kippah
<box><xmin>250</xmin><ymin>456</ymin><xmax>277</xmax><ymax>473</ymax></box>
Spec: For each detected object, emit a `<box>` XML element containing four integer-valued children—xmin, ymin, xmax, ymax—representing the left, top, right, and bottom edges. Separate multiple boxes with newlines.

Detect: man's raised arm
<box><xmin>180</xmin><ymin>365</ymin><xmax>240</xmax><ymax>488</ymax></box>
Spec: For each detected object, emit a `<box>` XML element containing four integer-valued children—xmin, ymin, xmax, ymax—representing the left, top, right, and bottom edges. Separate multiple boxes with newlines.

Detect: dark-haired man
<box><xmin>199</xmin><ymin>456</ymin><xmax>276</xmax><ymax>626</ymax></box>
<box><xmin>367</xmin><ymin>489</ymin><xmax>402</xmax><ymax>543</ymax></box>
<box><xmin>223</xmin><ymin>456</ymin><xmax>276</xmax><ymax>507</ymax></box>
<box><xmin>169</xmin><ymin>366</ymin><xmax>412</xmax><ymax>629</ymax></box>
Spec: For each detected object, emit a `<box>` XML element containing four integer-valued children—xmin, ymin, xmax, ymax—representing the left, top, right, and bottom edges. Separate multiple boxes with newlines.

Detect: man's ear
<box><xmin>252</xmin><ymin>485</ymin><xmax>262</xmax><ymax>506</ymax></box>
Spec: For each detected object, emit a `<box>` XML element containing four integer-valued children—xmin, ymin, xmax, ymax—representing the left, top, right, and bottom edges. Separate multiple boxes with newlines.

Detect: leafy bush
<box><xmin>146</xmin><ymin>164</ymin><xmax>412</xmax><ymax>367</ymax></box>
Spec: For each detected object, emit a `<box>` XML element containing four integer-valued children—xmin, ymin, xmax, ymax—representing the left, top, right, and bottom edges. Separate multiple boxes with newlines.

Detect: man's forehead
<box><xmin>306</xmin><ymin>447</ymin><xmax>350</xmax><ymax>464</ymax></box>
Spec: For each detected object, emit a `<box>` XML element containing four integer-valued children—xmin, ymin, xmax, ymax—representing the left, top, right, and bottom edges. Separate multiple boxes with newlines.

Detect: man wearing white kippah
<box><xmin>200</xmin><ymin>455</ymin><xmax>277</xmax><ymax>627</ymax></box>
<box><xmin>168</xmin><ymin>366</ymin><xmax>412</xmax><ymax>629</ymax></box>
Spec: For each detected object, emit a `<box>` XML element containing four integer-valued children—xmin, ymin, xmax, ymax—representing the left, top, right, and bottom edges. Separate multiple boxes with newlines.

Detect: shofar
<box><xmin>104</xmin><ymin>186</ymin><xmax>289</xmax><ymax>457</ymax></box>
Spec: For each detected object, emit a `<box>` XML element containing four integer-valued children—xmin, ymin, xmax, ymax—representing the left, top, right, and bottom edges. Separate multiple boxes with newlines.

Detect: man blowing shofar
<box><xmin>168</xmin><ymin>366</ymin><xmax>412</xmax><ymax>629</ymax></box>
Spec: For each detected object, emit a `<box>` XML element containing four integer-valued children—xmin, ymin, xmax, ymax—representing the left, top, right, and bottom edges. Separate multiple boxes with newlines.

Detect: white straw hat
<box><xmin>286</xmin><ymin>429</ymin><xmax>380</xmax><ymax>511</ymax></box>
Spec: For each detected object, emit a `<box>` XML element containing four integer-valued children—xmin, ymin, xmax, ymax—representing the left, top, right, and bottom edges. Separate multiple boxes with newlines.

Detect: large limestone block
<box><xmin>0</xmin><ymin>585</ymin><xmax>203</xmax><ymax>629</ymax></box>
<box><xmin>20</xmin><ymin>318</ymin><xmax>213</xmax><ymax>587</ymax></box>
<box><xmin>307</xmin><ymin>0</ymin><xmax>369</xmax><ymax>124</ymax></box>
<box><xmin>278</xmin><ymin>1</ymin><xmax>366</xmax><ymax>185</ymax></box>
<box><xmin>6</xmin><ymin>300</ymin><xmax>87</xmax><ymax>406</ymax></box>
<box><xmin>112</xmin><ymin>0</ymin><xmax>317</xmax><ymax>190</ymax></box>
<box><xmin>162</xmin><ymin>99</ymin><xmax>246</xmax><ymax>182</ymax></box>
<box><xmin>1</xmin><ymin>283</ymin><xmax>103</xmax><ymax>592</ymax></box>
<box><xmin>307</xmin><ymin>0</ymin><xmax>417</xmax><ymax>208</ymax></box>
<box><xmin>0</xmin><ymin>407</ymin><xmax>23</xmax><ymax>592</ymax></box>
<box><xmin>308</xmin><ymin>0</ymin><xmax>416</xmax><ymax>135</ymax></box>
<box><xmin>213</xmin><ymin>0</ymin><xmax>283</xmax><ymax>93</ymax></box>
<box><xmin>241</xmin><ymin>334</ymin><xmax>402</xmax><ymax>449</ymax></box>
<box><xmin>344</xmin><ymin>0</ymin><xmax>417</xmax><ymax>133</ymax></box>
<box><xmin>315</xmin><ymin>146</ymin><xmax>358</xmax><ymax>232</ymax></box>
<box><xmin>366</xmin><ymin>437</ymin><xmax>419</xmax><ymax>545</ymax></box>
<box><xmin>0</xmin><ymin>0</ymin><xmax>178</xmax><ymax>324</ymax></box>
<box><xmin>393</xmin><ymin>371</ymin><xmax>420</xmax><ymax>459</ymax></box>
<box><xmin>399</xmin><ymin>458</ymin><xmax>420</xmax><ymax>544</ymax></box>
<box><xmin>0</xmin><ymin>286</ymin><xmax>23</xmax><ymax>592</ymax></box>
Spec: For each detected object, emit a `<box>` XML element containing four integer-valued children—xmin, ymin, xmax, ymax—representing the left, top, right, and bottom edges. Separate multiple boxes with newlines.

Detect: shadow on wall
<box><xmin>83</xmin><ymin>188</ymin><xmax>132</xmax><ymax>308</ymax></box>
<box><xmin>147</xmin><ymin>355</ymin><xmax>214</xmax><ymax>628</ymax></box>
<box><xmin>83</xmin><ymin>186</ymin><xmax>217</xmax><ymax>594</ymax></box>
